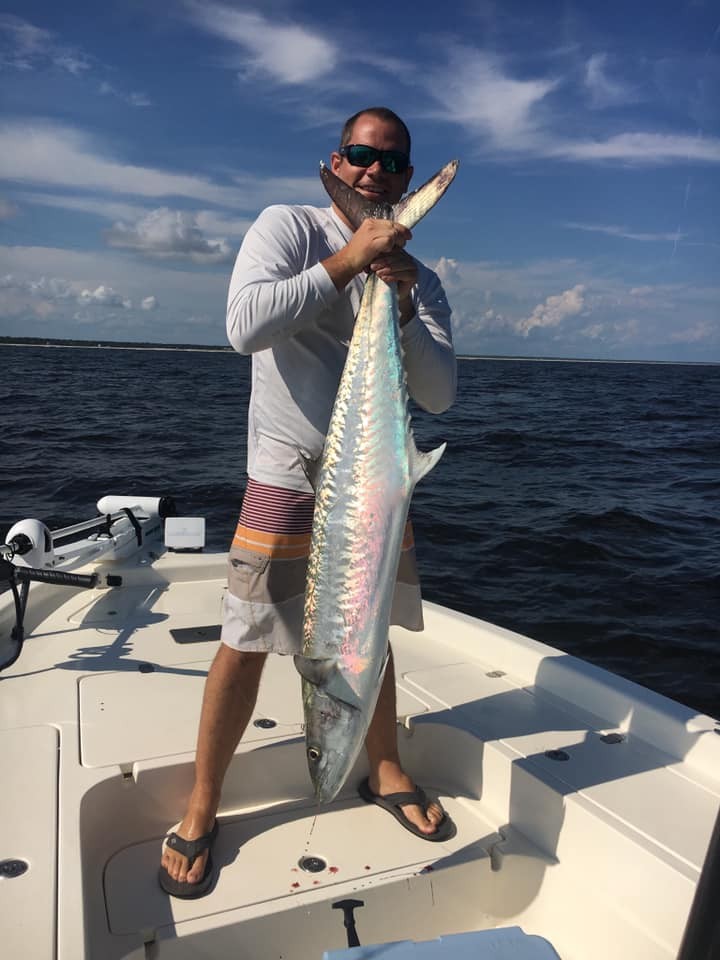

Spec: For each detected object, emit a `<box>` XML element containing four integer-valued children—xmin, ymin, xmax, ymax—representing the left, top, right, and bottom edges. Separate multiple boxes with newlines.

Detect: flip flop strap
<box><xmin>166</xmin><ymin>824</ymin><xmax>216</xmax><ymax>864</ymax></box>
<box><xmin>381</xmin><ymin>787</ymin><xmax>428</xmax><ymax>809</ymax></box>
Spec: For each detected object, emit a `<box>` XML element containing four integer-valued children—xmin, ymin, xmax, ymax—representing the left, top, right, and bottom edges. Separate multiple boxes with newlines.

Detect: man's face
<box><xmin>330</xmin><ymin>114</ymin><xmax>413</xmax><ymax>209</ymax></box>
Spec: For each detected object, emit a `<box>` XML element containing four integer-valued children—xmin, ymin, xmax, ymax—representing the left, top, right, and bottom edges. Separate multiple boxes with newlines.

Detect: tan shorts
<box><xmin>221</xmin><ymin>521</ymin><xmax>424</xmax><ymax>655</ymax></box>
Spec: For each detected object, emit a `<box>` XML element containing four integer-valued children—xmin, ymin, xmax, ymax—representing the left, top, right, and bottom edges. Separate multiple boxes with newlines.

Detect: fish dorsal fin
<box><xmin>409</xmin><ymin>440</ymin><xmax>446</xmax><ymax>486</ymax></box>
<box><xmin>320</xmin><ymin>163</ymin><xmax>393</xmax><ymax>228</ymax></box>
<box><xmin>393</xmin><ymin>160</ymin><xmax>459</xmax><ymax>230</ymax></box>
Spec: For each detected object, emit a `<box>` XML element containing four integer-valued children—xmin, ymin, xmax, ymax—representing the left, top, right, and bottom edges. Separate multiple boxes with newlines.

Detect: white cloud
<box><xmin>421</xmin><ymin>46</ymin><xmax>720</xmax><ymax>166</ymax></box>
<box><xmin>517</xmin><ymin>284</ymin><xmax>586</xmax><ymax>336</ymax></box>
<box><xmin>433</xmin><ymin>256</ymin><xmax>462</xmax><ymax>285</ymax></box>
<box><xmin>140</xmin><ymin>296</ymin><xmax>158</xmax><ymax>311</ymax></box>
<box><xmin>563</xmin><ymin>221</ymin><xmax>683</xmax><ymax>242</ymax></box>
<box><xmin>78</xmin><ymin>284</ymin><xmax>132</xmax><ymax>308</ymax></box>
<box><xmin>426</xmin><ymin>49</ymin><xmax>558</xmax><ymax>148</ymax></box>
<box><xmin>52</xmin><ymin>53</ymin><xmax>90</xmax><ymax>76</ymax></box>
<box><xmin>106</xmin><ymin>208</ymin><xmax>235</xmax><ymax>264</ymax></box>
<box><xmin>1</xmin><ymin>273</ymin><xmax>77</xmax><ymax>299</ymax></box>
<box><xmin>0</xmin><ymin>14</ymin><xmax>90</xmax><ymax>74</ymax></box>
<box><xmin>0</xmin><ymin>122</ymin><xmax>238</xmax><ymax>205</ymax></box>
<box><xmin>18</xmin><ymin>192</ymin><xmax>151</xmax><ymax>222</ymax></box>
<box><xmin>99</xmin><ymin>82</ymin><xmax>151</xmax><ymax>107</ymax></box>
<box><xmin>184</xmin><ymin>2</ymin><xmax>338</xmax><ymax>84</ymax></box>
<box><xmin>0</xmin><ymin>244</ymin><xmax>228</xmax><ymax>343</ymax></box>
<box><xmin>552</xmin><ymin>132</ymin><xmax>720</xmax><ymax>164</ymax></box>
<box><xmin>668</xmin><ymin>321</ymin><xmax>718</xmax><ymax>344</ymax></box>
<box><xmin>0</xmin><ymin>15</ymin><xmax>52</xmax><ymax>68</ymax></box>
<box><xmin>0</xmin><ymin>122</ymin><xmax>326</xmax><ymax>209</ymax></box>
<box><xmin>0</xmin><ymin>272</ymin><xmax>146</xmax><ymax>314</ymax></box>
<box><xmin>584</xmin><ymin>54</ymin><xmax>634</xmax><ymax>108</ymax></box>
<box><xmin>18</xmin><ymin>192</ymin><xmax>254</xmax><ymax>240</ymax></box>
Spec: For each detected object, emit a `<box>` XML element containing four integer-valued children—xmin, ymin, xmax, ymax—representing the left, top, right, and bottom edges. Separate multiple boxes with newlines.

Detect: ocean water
<box><xmin>1</xmin><ymin>344</ymin><xmax>718</xmax><ymax>717</ymax></box>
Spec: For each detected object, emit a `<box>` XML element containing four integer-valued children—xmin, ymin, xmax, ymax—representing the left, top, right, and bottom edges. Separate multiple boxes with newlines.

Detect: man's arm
<box><xmin>369</xmin><ymin>250</ymin><xmax>456</xmax><ymax>414</ymax></box>
<box><xmin>227</xmin><ymin>208</ymin><xmax>412</xmax><ymax>355</ymax></box>
<box><xmin>226</xmin><ymin>206</ymin><xmax>338</xmax><ymax>354</ymax></box>
<box><xmin>401</xmin><ymin>267</ymin><xmax>456</xmax><ymax>415</ymax></box>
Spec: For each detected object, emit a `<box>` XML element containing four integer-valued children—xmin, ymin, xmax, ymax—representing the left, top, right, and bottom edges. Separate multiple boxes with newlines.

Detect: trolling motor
<box><xmin>0</xmin><ymin>521</ymin><xmax>102</xmax><ymax>673</ymax></box>
<box><xmin>0</xmin><ymin>496</ymin><xmax>176</xmax><ymax>672</ymax></box>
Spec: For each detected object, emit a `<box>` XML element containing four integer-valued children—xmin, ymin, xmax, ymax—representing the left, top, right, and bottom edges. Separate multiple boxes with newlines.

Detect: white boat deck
<box><xmin>1</xmin><ymin>548</ymin><xmax>718</xmax><ymax>959</ymax></box>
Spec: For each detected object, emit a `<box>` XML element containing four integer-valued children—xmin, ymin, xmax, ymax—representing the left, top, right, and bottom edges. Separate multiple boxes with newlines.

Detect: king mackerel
<box><xmin>296</xmin><ymin>158</ymin><xmax>459</xmax><ymax>802</ymax></box>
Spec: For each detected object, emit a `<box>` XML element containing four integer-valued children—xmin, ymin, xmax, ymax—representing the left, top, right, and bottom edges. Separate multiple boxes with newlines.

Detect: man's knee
<box><xmin>214</xmin><ymin>644</ymin><xmax>268</xmax><ymax>681</ymax></box>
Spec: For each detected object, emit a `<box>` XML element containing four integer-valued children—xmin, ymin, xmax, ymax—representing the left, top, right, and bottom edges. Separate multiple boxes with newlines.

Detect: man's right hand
<box><xmin>323</xmin><ymin>219</ymin><xmax>413</xmax><ymax>292</ymax></box>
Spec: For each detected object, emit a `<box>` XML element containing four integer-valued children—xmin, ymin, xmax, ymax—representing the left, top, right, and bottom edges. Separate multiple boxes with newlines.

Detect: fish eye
<box><xmin>307</xmin><ymin>745</ymin><xmax>322</xmax><ymax>762</ymax></box>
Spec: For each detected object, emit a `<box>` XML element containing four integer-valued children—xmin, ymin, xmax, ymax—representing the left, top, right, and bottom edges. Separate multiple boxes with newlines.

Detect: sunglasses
<box><xmin>338</xmin><ymin>144</ymin><xmax>410</xmax><ymax>174</ymax></box>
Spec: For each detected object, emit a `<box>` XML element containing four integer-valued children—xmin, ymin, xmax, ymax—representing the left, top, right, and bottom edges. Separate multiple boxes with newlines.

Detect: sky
<box><xmin>0</xmin><ymin>0</ymin><xmax>718</xmax><ymax>360</ymax></box>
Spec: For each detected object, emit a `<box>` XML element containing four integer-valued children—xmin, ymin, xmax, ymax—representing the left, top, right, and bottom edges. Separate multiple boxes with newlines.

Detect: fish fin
<box><xmin>377</xmin><ymin>648</ymin><xmax>390</xmax><ymax>683</ymax></box>
<box><xmin>294</xmin><ymin>655</ymin><xmax>363</xmax><ymax>711</ymax></box>
<box><xmin>393</xmin><ymin>160</ymin><xmax>459</xmax><ymax>230</ymax></box>
<box><xmin>294</xmin><ymin>654</ymin><xmax>335</xmax><ymax>685</ymax></box>
<box><xmin>298</xmin><ymin>448</ymin><xmax>322</xmax><ymax>492</ymax></box>
<box><xmin>323</xmin><ymin>669</ymin><xmax>363</xmax><ymax>711</ymax></box>
<box><xmin>410</xmin><ymin>441</ymin><xmax>446</xmax><ymax>485</ymax></box>
<box><xmin>320</xmin><ymin>162</ymin><xmax>393</xmax><ymax>226</ymax></box>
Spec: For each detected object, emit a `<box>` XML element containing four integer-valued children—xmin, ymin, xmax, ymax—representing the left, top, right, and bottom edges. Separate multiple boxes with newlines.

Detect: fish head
<box><xmin>303</xmin><ymin>682</ymin><xmax>367</xmax><ymax>803</ymax></box>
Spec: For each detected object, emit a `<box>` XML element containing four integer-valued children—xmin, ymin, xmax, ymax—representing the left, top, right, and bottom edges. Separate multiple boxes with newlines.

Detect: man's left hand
<box><xmin>370</xmin><ymin>250</ymin><xmax>418</xmax><ymax>325</ymax></box>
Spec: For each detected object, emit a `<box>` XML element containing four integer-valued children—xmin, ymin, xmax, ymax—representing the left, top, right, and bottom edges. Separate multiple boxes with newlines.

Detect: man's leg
<box><xmin>363</xmin><ymin>646</ymin><xmax>443</xmax><ymax>835</ymax></box>
<box><xmin>160</xmin><ymin>644</ymin><xmax>267</xmax><ymax>885</ymax></box>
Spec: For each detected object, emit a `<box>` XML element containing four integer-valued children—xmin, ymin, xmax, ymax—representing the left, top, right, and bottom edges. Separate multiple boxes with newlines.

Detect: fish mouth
<box><xmin>314</xmin><ymin>779</ymin><xmax>342</xmax><ymax>804</ymax></box>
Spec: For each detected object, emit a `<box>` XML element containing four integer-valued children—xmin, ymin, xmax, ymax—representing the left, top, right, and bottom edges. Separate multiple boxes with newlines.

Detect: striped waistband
<box><xmin>232</xmin><ymin>478</ymin><xmax>415</xmax><ymax>559</ymax></box>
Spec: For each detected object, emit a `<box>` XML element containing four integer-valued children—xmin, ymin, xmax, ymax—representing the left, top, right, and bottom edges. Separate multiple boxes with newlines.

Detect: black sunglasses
<box><xmin>338</xmin><ymin>144</ymin><xmax>410</xmax><ymax>174</ymax></box>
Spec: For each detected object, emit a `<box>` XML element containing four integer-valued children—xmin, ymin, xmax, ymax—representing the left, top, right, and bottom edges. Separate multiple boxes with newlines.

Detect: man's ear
<box><xmin>330</xmin><ymin>152</ymin><xmax>342</xmax><ymax>175</ymax></box>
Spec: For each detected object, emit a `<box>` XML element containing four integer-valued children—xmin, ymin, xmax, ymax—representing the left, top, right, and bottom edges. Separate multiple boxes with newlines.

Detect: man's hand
<box><xmin>370</xmin><ymin>249</ymin><xmax>418</xmax><ymax>325</ymax></box>
<box><xmin>323</xmin><ymin>219</ymin><xmax>413</xmax><ymax>292</ymax></box>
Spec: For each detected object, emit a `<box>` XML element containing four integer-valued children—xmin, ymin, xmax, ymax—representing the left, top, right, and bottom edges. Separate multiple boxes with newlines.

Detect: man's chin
<box><xmin>357</xmin><ymin>187</ymin><xmax>389</xmax><ymax>202</ymax></box>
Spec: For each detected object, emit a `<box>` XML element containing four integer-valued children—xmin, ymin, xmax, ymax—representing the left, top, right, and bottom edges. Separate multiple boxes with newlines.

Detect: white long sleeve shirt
<box><xmin>227</xmin><ymin>203</ymin><xmax>456</xmax><ymax>492</ymax></box>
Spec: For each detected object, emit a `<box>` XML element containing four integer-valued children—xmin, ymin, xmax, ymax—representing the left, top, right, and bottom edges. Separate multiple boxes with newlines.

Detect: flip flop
<box><xmin>358</xmin><ymin>778</ymin><xmax>456</xmax><ymax>842</ymax></box>
<box><xmin>158</xmin><ymin>820</ymin><xmax>219</xmax><ymax>899</ymax></box>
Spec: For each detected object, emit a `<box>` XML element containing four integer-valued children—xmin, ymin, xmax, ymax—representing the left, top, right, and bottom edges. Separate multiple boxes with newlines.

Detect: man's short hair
<box><xmin>339</xmin><ymin>107</ymin><xmax>412</xmax><ymax>157</ymax></box>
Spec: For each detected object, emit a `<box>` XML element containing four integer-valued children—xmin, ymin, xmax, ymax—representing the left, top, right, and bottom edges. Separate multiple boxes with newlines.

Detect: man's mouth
<box><xmin>357</xmin><ymin>183</ymin><xmax>386</xmax><ymax>198</ymax></box>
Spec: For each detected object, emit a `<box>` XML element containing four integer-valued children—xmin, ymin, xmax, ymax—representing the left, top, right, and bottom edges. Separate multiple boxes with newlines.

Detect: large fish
<box><xmin>295</xmin><ymin>159</ymin><xmax>459</xmax><ymax>802</ymax></box>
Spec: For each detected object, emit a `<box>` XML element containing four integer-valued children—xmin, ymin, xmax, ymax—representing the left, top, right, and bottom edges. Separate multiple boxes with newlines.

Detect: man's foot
<box><xmin>159</xmin><ymin>808</ymin><xmax>218</xmax><ymax>897</ymax></box>
<box><xmin>360</xmin><ymin>773</ymin><xmax>456</xmax><ymax>841</ymax></box>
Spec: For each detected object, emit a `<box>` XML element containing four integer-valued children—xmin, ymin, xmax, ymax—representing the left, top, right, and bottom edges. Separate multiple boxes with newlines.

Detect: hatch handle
<box><xmin>332</xmin><ymin>898</ymin><xmax>364</xmax><ymax>948</ymax></box>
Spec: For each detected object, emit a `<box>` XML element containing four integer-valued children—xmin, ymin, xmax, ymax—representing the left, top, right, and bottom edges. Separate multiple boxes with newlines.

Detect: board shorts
<box><xmin>220</xmin><ymin>478</ymin><xmax>424</xmax><ymax>655</ymax></box>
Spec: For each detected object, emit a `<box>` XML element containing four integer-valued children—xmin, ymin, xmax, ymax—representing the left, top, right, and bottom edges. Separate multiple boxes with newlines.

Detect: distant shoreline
<box><xmin>0</xmin><ymin>337</ymin><xmax>233</xmax><ymax>355</ymax></box>
<box><xmin>1</xmin><ymin>337</ymin><xmax>718</xmax><ymax>366</ymax></box>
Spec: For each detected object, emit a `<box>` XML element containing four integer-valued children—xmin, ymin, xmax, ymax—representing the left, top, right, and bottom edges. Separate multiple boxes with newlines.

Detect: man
<box><xmin>159</xmin><ymin>107</ymin><xmax>457</xmax><ymax>899</ymax></box>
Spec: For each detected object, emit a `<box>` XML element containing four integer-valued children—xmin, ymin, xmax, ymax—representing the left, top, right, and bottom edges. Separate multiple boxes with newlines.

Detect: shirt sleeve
<box><xmin>226</xmin><ymin>205</ymin><xmax>339</xmax><ymax>354</ymax></box>
<box><xmin>401</xmin><ymin>264</ymin><xmax>457</xmax><ymax>414</ymax></box>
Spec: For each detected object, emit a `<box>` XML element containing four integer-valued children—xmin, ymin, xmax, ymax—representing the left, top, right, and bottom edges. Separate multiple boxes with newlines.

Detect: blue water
<box><xmin>1</xmin><ymin>345</ymin><xmax>718</xmax><ymax>717</ymax></box>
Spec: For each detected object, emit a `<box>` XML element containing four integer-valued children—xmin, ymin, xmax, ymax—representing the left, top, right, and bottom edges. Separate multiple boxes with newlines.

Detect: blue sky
<box><xmin>0</xmin><ymin>0</ymin><xmax>718</xmax><ymax>360</ymax></box>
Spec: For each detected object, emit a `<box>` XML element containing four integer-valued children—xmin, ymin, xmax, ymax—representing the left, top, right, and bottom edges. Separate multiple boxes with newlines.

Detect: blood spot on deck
<box><xmin>328</xmin><ymin>866</ymin><xmax>339</xmax><ymax>874</ymax></box>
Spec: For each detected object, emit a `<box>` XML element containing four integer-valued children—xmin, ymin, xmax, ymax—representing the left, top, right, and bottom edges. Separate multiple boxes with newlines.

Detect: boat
<box><xmin>1</xmin><ymin>496</ymin><xmax>718</xmax><ymax>959</ymax></box>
